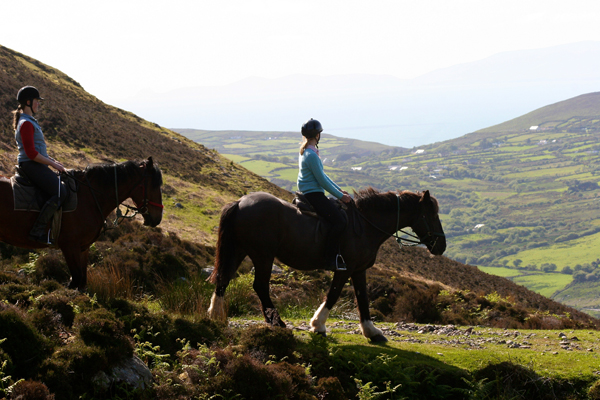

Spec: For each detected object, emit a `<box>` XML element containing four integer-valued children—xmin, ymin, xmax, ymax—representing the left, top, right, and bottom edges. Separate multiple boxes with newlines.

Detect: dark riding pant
<box><xmin>304</xmin><ymin>192</ymin><xmax>347</xmax><ymax>262</ymax></box>
<box><xmin>19</xmin><ymin>161</ymin><xmax>67</xmax><ymax>243</ymax></box>
<box><xmin>19</xmin><ymin>161</ymin><xmax>67</xmax><ymax>204</ymax></box>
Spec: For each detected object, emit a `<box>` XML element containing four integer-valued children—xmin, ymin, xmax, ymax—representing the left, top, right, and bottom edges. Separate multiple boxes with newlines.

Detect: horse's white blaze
<box><xmin>208</xmin><ymin>292</ymin><xmax>227</xmax><ymax>322</ymax></box>
<box><xmin>310</xmin><ymin>302</ymin><xmax>330</xmax><ymax>333</ymax></box>
<box><xmin>360</xmin><ymin>320</ymin><xmax>383</xmax><ymax>339</ymax></box>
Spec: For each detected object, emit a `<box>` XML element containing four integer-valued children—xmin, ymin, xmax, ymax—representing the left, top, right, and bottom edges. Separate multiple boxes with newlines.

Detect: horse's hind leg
<box><xmin>208</xmin><ymin>249</ymin><xmax>246</xmax><ymax>322</ymax></box>
<box><xmin>252</xmin><ymin>256</ymin><xmax>285</xmax><ymax>327</ymax></box>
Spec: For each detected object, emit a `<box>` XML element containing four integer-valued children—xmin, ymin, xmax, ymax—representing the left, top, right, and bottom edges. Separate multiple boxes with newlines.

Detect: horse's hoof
<box><xmin>369</xmin><ymin>334</ymin><xmax>388</xmax><ymax>343</ymax></box>
<box><xmin>265</xmin><ymin>308</ymin><xmax>286</xmax><ymax>328</ymax></box>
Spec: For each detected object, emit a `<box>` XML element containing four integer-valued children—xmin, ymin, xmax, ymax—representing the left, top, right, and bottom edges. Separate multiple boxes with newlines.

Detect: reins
<box><xmin>352</xmin><ymin>193</ymin><xmax>443</xmax><ymax>248</ymax></box>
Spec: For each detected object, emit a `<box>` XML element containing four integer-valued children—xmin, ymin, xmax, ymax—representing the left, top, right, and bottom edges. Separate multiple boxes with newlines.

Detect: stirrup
<box><xmin>335</xmin><ymin>254</ymin><xmax>347</xmax><ymax>271</ymax></box>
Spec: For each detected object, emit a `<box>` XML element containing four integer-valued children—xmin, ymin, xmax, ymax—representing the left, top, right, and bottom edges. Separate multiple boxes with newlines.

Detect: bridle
<box><xmin>354</xmin><ymin>194</ymin><xmax>445</xmax><ymax>249</ymax></box>
<box><xmin>110</xmin><ymin>164</ymin><xmax>163</xmax><ymax>226</ymax></box>
<box><xmin>68</xmin><ymin>163</ymin><xmax>163</xmax><ymax>230</ymax></box>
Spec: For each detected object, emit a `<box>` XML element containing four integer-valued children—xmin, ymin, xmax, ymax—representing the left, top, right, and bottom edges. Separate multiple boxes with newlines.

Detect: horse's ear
<box><xmin>420</xmin><ymin>190</ymin><xmax>431</xmax><ymax>203</ymax></box>
<box><xmin>140</xmin><ymin>157</ymin><xmax>153</xmax><ymax>169</ymax></box>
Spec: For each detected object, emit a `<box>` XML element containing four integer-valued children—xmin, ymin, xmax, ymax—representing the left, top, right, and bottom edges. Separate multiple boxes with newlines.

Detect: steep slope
<box><xmin>0</xmin><ymin>44</ymin><xmax>290</xmax><ymax>242</ymax></box>
<box><xmin>375</xmin><ymin>241</ymin><xmax>594</xmax><ymax>325</ymax></box>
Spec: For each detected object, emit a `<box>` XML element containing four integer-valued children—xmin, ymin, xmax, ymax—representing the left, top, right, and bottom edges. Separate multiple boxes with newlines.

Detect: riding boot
<box><xmin>29</xmin><ymin>195</ymin><xmax>61</xmax><ymax>244</ymax></box>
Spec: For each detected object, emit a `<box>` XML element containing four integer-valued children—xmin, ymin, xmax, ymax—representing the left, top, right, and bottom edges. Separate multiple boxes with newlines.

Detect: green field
<box><xmin>500</xmin><ymin>231</ymin><xmax>600</xmax><ymax>269</ymax></box>
<box><xmin>512</xmin><ymin>273</ymin><xmax>573</xmax><ymax>297</ymax></box>
<box><xmin>238</xmin><ymin>159</ymin><xmax>291</xmax><ymax>177</ymax></box>
<box><xmin>477</xmin><ymin>266</ymin><xmax>524</xmax><ymax>278</ymax></box>
<box><xmin>223</xmin><ymin>143</ymin><xmax>256</xmax><ymax>149</ymax></box>
<box><xmin>222</xmin><ymin>154</ymin><xmax>250</xmax><ymax>163</ymax></box>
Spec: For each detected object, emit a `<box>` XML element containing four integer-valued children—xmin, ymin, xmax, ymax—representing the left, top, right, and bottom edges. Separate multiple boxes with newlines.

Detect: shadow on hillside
<box><xmin>315</xmin><ymin>343</ymin><xmax>470</xmax><ymax>397</ymax></box>
<box><xmin>338</xmin><ymin>343</ymin><xmax>466</xmax><ymax>374</ymax></box>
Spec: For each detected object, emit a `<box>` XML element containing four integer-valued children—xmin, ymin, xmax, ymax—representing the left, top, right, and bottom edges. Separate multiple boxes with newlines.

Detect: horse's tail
<box><xmin>208</xmin><ymin>200</ymin><xmax>240</xmax><ymax>288</ymax></box>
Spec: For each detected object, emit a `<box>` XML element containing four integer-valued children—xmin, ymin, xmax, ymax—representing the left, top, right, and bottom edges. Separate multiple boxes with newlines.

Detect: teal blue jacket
<box><xmin>297</xmin><ymin>148</ymin><xmax>344</xmax><ymax>199</ymax></box>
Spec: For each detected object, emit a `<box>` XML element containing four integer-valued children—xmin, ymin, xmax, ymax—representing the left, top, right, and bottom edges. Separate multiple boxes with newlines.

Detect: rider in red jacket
<box><xmin>13</xmin><ymin>86</ymin><xmax>67</xmax><ymax>244</ymax></box>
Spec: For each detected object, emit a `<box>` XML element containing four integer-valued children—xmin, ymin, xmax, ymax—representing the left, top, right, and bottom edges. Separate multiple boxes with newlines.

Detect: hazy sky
<box><xmin>3</xmin><ymin>0</ymin><xmax>600</xmax><ymax>106</ymax></box>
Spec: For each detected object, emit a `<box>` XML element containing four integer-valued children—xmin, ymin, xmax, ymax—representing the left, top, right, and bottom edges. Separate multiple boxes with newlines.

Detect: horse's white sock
<box><xmin>310</xmin><ymin>302</ymin><xmax>330</xmax><ymax>334</ymax></box>
<box><xmin>360</xmin><ymin>320</ymin><xmax>383</xmax><ymax>339</ymax></box>
<box><xmin>208</xmin><ymin>292</ymin><xmax>227</xmax><ymax>322</ymax></box>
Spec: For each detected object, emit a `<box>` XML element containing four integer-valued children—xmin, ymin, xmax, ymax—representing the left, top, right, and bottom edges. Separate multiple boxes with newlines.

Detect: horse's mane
<box><xmin>72</xmin><ymin>160</ymin><xmax>162</xmax><ymax>187</ymax></box>
<box><xmin>354</xmin><ymin>187</ymin><xmax>438</xmax><ymax>213</ymax></box>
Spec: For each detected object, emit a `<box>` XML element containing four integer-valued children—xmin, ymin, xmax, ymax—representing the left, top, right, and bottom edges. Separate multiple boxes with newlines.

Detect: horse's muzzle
<box><xmin>143</xmin><ymin>212</ymin><xmax>163</xmax><ymax>227</ymax></box>
<box><xmin>428</xmin><ymin>235</ymin><xmax>446</xmax><ymax>256</ymax></box>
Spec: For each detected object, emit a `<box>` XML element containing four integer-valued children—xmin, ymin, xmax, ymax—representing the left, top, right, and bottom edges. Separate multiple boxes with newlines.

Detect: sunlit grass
<box><xmin>512</xmin><ymin>273</ymin><xmax>573</xmax><ymax>297</ymax></box>
<box><xmin>223</xmin><ymin>143</ymin><xmax>256</xmax><ymax>149</ymax></box>
<box><xmin>238</xmin><ymin>159</ymin><xmax>290</xmax><ymax>176</ymax></box>
<box><xmin>500</xmin><ymin>231</ymin><xmax>600</xmax><ymax>269</ymax></box>
<box><xmin>288</xmin><ymin>320</ymin><xmax>600</xmax><ymax>383</ymax></box>
<box><xmin>477</xmin><ymin>266</ymin><xmax>525</xmax><ymax>278</ymax></box>
<box><xmin>221</xmin><ymin>153</ymin><xmax>250</xmax><ymax>163</ymax></box>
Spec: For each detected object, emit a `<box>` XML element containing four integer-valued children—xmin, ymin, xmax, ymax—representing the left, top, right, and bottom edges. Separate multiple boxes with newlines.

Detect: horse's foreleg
<box><xmin>352</xmin><ymin>270</ymin><xmax>386</xmax><ymax>342</ymax></box>
<box><xmin>310</xmin><ymin>272</ymin><xmax>350</xmax><ymax>335</ymax></box>
<box><xmin>79</xmin><ymin>248</ymin><xmax>90</xmax><ymax>289</ymax></box>
<box><xmin>252</xmin><ymin>257</ymin><xmax>285</xmax><ymax>327</ymax></box>
<box><xmin>63</xmin><ymin>247</ymin><xmax>89</xmax><ymax>291</ymax></box>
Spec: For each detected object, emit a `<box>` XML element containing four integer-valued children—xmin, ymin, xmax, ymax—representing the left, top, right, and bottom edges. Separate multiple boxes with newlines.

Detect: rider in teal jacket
<box><xmin>298</xmin><ymin>147</ymin><xmax>344</xmax><ymax>199</ymax></box>
<box><xmin>297</xmin><ymin>119</ymin><xmax>351</xmax><ymax>271</ymax></box>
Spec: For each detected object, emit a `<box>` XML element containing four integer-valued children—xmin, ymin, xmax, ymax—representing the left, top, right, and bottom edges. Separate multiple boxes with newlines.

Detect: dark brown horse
<box><xmin>208</xmin><ymin>188</ymin><xmax>445</xmax><ymax>342</ymax></box>
<box><xmin>0</xmin><ymin>157</ymin><xmax>163</xmax><ymax>290</ymax></box>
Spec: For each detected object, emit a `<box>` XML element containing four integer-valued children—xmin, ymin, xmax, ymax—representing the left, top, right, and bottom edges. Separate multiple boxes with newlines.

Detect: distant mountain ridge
<box><xmin>119</xmin><ymin>41</ymin><xmax>600</xmax><ymax>148</ymax></box>
<box><xmin>476</xmin><ymin>91</ymin><xmax>600</xmax><ymax>134</ymax></box>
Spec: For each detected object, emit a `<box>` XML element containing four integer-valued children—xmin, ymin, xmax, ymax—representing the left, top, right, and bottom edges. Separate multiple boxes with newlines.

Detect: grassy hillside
<box><xmin>176</xmin><ymin>93</ymin><xmax>600</xmax><ymax>313</ymax></box>
<box><xmin>0</xmin><ymin>45</ymin><xmax>290</xmax><ymax>244</ymax></box>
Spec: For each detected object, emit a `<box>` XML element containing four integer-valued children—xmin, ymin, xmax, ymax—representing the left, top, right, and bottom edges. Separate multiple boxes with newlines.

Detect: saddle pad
<box><xmin>11</xmin><ymin>176</ymin><xmax>78</xmax><ymax>212</ymax></box>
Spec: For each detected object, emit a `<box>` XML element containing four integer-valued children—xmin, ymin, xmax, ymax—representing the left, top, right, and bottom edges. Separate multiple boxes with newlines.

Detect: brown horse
<box><xmin>208</xmin><ymin>188</ymin><xmax>445</xmax><ymax>342</ymax></box>
<box><xmin>0</xmin><ymin>157</ymin><xmax>163</xmax><ymax>290</ymax></box>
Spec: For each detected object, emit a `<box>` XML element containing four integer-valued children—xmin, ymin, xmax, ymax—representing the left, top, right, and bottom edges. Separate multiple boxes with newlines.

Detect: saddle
<box><xmin>11</xmin><ymin>165</ymin><xmax>78</xmax><ymax>212</ymax></box>
<box><xmin>11</xmin><ymin>166</ymin><xmax>79</xmax><ymax>247</ymax></box>
<box><xmin>292</xmin><ymin>191</ymin><xmax>348</xmax><ymax>216</ymax></box>
<box><xmin>292</xmin><ymin>192</ymin><xmax>318</xmax><ymax>216</ymax></box>
<box><xmin>293</xmin><ymin>192</ymin><xmax>363</xmax><ymax>238</ymax></box>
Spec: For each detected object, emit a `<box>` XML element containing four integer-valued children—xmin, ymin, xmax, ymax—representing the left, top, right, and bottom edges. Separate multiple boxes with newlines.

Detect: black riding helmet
<box><xmin>301</xmin><ymin>118</ymin><xmax>323</xmax><ymax>139</ymax></box>
<box><xmin>17</xmin><ymin>86</ymin><xmax>43</xmax><ymax>108</ymax></box>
